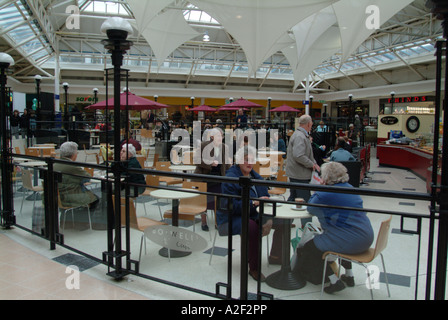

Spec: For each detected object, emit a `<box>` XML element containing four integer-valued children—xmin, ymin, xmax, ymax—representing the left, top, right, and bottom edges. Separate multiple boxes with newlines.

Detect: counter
<box><xmin>377</xmin><ymin>143</ymin><xmax>440</xmax><ymax>192</ymax></box>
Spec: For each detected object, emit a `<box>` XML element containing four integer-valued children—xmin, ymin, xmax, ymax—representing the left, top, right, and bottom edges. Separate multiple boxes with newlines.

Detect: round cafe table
<box><xmin>149</xmin><ymin>188</ymin><xmax>199</xmax><ymax>258</ymax></box>
<box><xmin>263</xmin><ymin>203</ymin><xmax>312</xmax><ymax>290</ymax></box>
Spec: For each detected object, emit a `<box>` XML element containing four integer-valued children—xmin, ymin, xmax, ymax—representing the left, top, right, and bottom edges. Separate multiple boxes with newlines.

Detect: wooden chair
<box><xmin>321</xmin><ymin>216</ymin><xmax>392</xmax><ymax>299</ymax></box>
<box><xmin>112</xmin><ymin>196</ymin><xmax>167</xmax><ymax>262</ymax></box>
<box><xmin>257</xmin><ymin>160</ymin><xmax>272</xmax><ymax>178</ymax></box>
<box><xmin>155</xmin><ymin>161</ymin><xmax>183</xmax><ymax>185</ymax></box>
<box><xmin>83</xmin><ymin>145</ymin><xmax>98</xmax><ymax>162</ymax></box>
<box><xmin>163</xmin><ymin>181</ymin><xmax>208</xmax><ymax>233</ymax></box>
<box><xmin>147</xmin><ymin>153</ymin><xmax>159</xmax><ymax>169</ymax></box>
<box><xmin>183</xmin><ymin>151</ymin><xmax>194</xmax><ymax>165</ymax></box>
<box><xmin>136</xmin><ymin>155</ymin><xmax>146</xmax><ymax>168</ymax></box>
<box><xmin>25</xmin><ymin>148</ymin><xmax>39</xmax><ymax>157</ymax></box>
<box><xmin>20</xmin><ymin>169</ymin><xmax>43</xmax><ymax>214</ymax></box>
<box><xmin>268</xmin><ymin>171</ymin><xmax>288</xmax><ymax>200</ymax></box>
<box><xmin>41</xmin><ymin>147</ymin><xmax>56</xmax><ymax>157</ymax></box>
<box><xmin>57</xmin><ymin>191</ymin><xmax>92</xmax><ymax>231</ymax></box>
<box><xmin>140</xmin><ymin>129</ymin><xmax>154</xmax><ymax>145</ymax></box>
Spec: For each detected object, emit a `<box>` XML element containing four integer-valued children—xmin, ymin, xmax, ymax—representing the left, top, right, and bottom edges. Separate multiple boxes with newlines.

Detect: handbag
<box><xmin>290</xmin><ymin>222</ymin><xmax>322</xmax><ymax>268</ymax></box>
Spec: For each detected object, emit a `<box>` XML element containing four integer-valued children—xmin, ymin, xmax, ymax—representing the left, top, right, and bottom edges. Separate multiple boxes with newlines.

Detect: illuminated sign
<box><xmin>387</xmin><ymin>96</ymin><xmax>427</xmax><ymax>103</ymax></box>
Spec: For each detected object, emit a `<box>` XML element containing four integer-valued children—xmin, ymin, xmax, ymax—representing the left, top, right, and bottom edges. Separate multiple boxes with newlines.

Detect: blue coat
<box><xmin>330</xmin><ymin>148</ymin><xmax>355</xmax><ymax>162</ymax></box>
<box><xmin>217</xmin><ymin>165</ymin><xmax>269</xmax><ymax>235</ymax></box>
<box><xmin>307</xmin><ymin>182</ymin><xmax>374</xmax><ymax>254</ymax></box>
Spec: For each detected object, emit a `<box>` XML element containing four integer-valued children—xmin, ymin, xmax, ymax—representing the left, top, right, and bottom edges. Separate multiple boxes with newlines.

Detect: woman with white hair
<box><xmin>120</xmin><ymin>144</ymin><xmax>145</xmax><ymax>195</ymax></box>
<box><xmin>293</xmin><ymin>161</ymin><xmax>374</xmax><ymax>294</ymax></box>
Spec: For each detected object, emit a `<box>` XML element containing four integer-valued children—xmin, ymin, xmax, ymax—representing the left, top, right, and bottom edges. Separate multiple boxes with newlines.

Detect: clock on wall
<box><xmin>406</xmin><ymin>116</ymin><xmax>420</xmax><ymax>133</ymax></box>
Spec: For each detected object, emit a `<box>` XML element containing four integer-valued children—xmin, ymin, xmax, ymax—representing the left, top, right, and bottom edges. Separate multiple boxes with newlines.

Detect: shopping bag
<box><xmin>310</xmin><ymin>170</ymin><xmax>323</xmax><ymax>185</ymax></box>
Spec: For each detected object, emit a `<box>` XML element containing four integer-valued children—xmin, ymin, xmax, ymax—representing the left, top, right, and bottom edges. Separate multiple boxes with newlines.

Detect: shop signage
<box><xmin>380</xmin><ymin>116</ymin><xmax>399</xmax><ymax>125</ymax></box>
<box><xmin>144</xmin><ymin>225</ymin><xmax>207</xmax><ymax>252</ymax></box>
<box><xmin>387</xmin><ymin>96</ymin><xmax>427</xmax><ymax>103</ymax></box>
<box><xmin>76</xmin><ymin>96</ymin><xmax>95</xmax><ymax>102</ymax></box>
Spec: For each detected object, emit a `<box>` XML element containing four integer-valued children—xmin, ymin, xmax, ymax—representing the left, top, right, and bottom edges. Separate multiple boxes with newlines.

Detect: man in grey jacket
<box><xmin>285</xmin><ymin>115</ymin><xmax>320</xmax><ymax>205</ymax></box>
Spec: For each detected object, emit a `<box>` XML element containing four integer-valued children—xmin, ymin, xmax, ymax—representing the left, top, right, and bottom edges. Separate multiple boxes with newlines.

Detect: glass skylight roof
<box><xmin>183</xmin><ymin>4</ymin><xmax>219</xmax><ymax>24</ymax></box>
<box><xmin>82</xmin><ymin>0</ymin><xmax>130</xmax><ymax>16</ymax></box>
<box><xmin>0</xmin><ymin>1</ymin><xmax>441</xmax><ymax>84</ymax></box>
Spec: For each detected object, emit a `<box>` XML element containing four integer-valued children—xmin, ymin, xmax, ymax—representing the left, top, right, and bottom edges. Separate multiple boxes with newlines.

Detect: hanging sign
<box><xmin>380</xmin><ymin>116</ymin><xmax>399</xmax><ymax>125</ymax></box>
<box><xmin>144</xmin><ymin>225</ymin><xmax>208</xmax><ymax>252</ymax></box>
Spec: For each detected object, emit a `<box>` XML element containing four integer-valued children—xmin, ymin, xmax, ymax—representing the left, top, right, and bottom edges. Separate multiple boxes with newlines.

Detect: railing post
<box><xmin>239</xmin><ymin>175</ymin><xmax>251</xmax><ymax>300</ymax></box>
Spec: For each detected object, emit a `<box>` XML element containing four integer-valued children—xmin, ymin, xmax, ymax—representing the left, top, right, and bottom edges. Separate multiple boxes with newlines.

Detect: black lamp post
<box><xmin>0</xmin><ymin>52</ymin><xmax>14</xmax><ymax>228</ymax></box>
<box><xmin>390</xmin><ymin>91</ymin><xmax>395</xmax><ymax>114</ymax></box>
<box><xmin>100</xmin><ymin>16</ymin><xmax>133</xmax><ymax>280</ymax></box>
<box><xmin>267</xmin><ymin>97</ymin><xmax>271</xmax><ymax>122</ymax></box>
<box><xmin>93</xmin><ymin>88</ymin><xmax>98</xmax><ymax>123</ymax></box>
<box><xmin>309</xmin><ymin>95</ymin><xmax>313</xmax><ymax>117</ymax></box>
<box><xmin>62</xmin><ymin>82</ymin><xmax>69</xmax><ymax>130</ymax></box>
<box><xmin>426</xmin><ymin>0</ymin><xmax>448</xmax><ymax>300</ymax></box>
<box><xmin>34</xmin><ymin>75</ymin><xmax>41</xmax><ymax>127</ymax></box>
<box><xmin>348</xmin><ymin>93</ymin><xmax>353</xmax><ymax>122</ymax></box>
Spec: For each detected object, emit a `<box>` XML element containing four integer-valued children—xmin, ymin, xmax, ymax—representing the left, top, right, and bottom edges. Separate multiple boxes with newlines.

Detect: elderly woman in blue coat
<box><xmin>295</xmin><ymin>161</ymin><xmax>374</xmax><ymax>294</ymax></box>
<box><xmin>217</xmin><ymin>145</ymin><xmax>273</xmax><ymax>281</ymax></box>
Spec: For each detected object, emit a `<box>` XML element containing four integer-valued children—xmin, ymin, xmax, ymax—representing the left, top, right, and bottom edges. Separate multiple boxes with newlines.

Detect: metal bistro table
<box><xmin>264</xmin><ymin>203</ymin><xmax>312</xmax><ymax>290</ymax></box>
<box><xmin>149</xmin><ymin>188</ymin><xmax>199</xmax><ymax>258</ymax></box>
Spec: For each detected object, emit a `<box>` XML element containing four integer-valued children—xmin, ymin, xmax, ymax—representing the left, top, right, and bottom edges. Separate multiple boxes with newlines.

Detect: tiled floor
<box><xmin>3</xmin><ymin>146</ymin><xmax>447</xmax><ymax>300</ymax></box>
<box><xmin>0</xmin><ymin>232</ymin><xmax>148</xmax><ymax>300</ymax></box>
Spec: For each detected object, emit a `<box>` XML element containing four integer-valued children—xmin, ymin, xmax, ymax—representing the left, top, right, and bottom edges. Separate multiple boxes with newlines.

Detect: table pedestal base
<box><xmin>266</xmin><ymin>267</ymin><xmax>306</xmax><ymax>290</ymax></box>
<box><xmin>159</xmin><ymin>247</ymin><xmax>191</xmax><ymax>258</ymax></box>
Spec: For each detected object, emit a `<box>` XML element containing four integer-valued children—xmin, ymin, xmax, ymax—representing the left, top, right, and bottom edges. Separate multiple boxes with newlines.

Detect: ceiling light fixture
<box><xmin>203</xmin><ymin>31</ymin><xmax>210</xmax><ymax>42</ymax></box>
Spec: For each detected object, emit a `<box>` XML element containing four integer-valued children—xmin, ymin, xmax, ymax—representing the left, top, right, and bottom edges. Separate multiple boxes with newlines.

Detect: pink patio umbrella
<box><xmin>190</xmin><ymin>105</ymin><xmax>217</xmax><ymax>112</ymax></box>
<box><xmin>86</xmin><ymin>91</ymin><xmax>168</xmax><ymax>110</ymax></box>
<box><xmin>269</xmin><ymin>104</ymin><xmax>300</xmax><ymax>113</ymax></box>
<box><xmin>217</xmin><ymin>106</ymin><xmax>249</xmax><ymax>111</ymax></box>
<box><xmin>221</xmin><ymin>97</ymin><xmax>263</xmax><ymax>108</ymax></box>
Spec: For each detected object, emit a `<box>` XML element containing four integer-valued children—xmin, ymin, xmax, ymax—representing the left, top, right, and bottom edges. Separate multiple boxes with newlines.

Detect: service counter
<box><xmin>377</xmin><ymin>143</ymin><xmax>441</xmax><ymax>192</ymax></box>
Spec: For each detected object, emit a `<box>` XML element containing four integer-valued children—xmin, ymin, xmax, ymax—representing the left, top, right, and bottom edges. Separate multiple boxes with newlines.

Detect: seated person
<box><xmin>217</xmin><ymin>146</ymin><xmax>273</xmax><ymax>281</ymax></box>
<box><xmin>294</xmin><ymin>162</ymin><xmax>374</xmax><ymax>293</ymax></box>
<box><xmin>330</xmin><ymin>137</ymin><xmax>356</xmax><ymax>162</ymax></box>
<box><xmin>54</xmin><ymin>141</ymin><xmax>99</xmax><ymax>227</ymax></box>
<box><xmin>120</xmin><ymin>144</ymin><xmax>145</xmax><ymax>196</ymax></box>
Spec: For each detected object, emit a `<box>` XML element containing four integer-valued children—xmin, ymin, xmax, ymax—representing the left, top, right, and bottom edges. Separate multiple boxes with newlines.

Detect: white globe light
<box><xmin>0</xmin><ymin>53</ymin><xmax>14</xmax><ymax>66</ymax></box>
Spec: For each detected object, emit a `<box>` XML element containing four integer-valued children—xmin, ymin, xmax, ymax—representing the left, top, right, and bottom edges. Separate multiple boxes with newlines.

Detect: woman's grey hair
<box><xmin>235</xmin><ymin>145</ymin><xmax>257</xmax><ymax>164</ymax></box>
<box><xmin>122</xmin><ymin>144</ymin><xmax>136</xmax><ymax>157</ymax></box>
<box><xmin>60</xmin><ymin>141</ymin><xmax>79</xmax><ymax>158</ymax></box>
<box><xmin>321</xmin><ymin>162</ymin><xmax>349</xmax><ymax>185</ymax></box>
<box><xmin>298</xmin><ymin>114</ymin><xmax>312</xmax><ymax>125</ymax></box>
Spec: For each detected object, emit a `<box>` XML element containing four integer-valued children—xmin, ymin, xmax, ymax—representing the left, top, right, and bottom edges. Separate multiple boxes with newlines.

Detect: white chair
<box><xmin>20</xmin><ymin>169</ymin><xmax>43</xmax><ymax>214</ymax></box>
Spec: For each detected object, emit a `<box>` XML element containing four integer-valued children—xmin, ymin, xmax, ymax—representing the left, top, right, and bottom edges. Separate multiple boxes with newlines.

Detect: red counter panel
<box><xmin>377</xmin><ymin>144</ymin><xmax>433</xmax><ymax>179</ymax></box>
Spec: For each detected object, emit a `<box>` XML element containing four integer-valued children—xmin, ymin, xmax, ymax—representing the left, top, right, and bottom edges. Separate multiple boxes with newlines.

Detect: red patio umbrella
<box><xmin>218</xmin><ymin>106</ymin><xmax>249</xmax><ymax>111</ymax></box>
<box><xmin>269</xmin><ymin>104</ymin><xmax>300</xmax><ymax>113</ymax></box>
<box><xmin>221</xmin><ymin>97</ymin><xmax>263</xmax><ymax>108</ymax></box>
<box><xmin>190</xmin><ymin>105</ymin><xmax>217</xmax><ymax>112</ymax></box>
<box><xmin>86</xmin><ymin>91</ymin><xmax>168</xmax><ymax>110</ymax></box>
